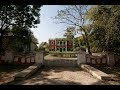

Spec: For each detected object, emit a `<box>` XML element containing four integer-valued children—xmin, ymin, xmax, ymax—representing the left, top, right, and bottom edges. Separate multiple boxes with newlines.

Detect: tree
<box><xmin>54</xmin><ymin>5</ymin><xmax>92</xmax><ymax>54</ymax></box>
<box><xmin>38</xmin><ymin>42</ymin><xmax>49</xmax><ymax>52</ymax></box>
<box><xmin>63</xmin><ymin>26</ymin><xmax>76</xmax><ymax>50</ymax></box>
<box><xmin>0</xmin><ymin>5</ymin><xmax>42</xmax><ymax>52</ymax></box>
<box><xmin>64</xmin><ymin>26</ymin><xmax>75</xmax><ymax>39</ymax></box>
<box><xmin>86</xmin><ymin>5</ymin><xmax>120</xmax><ymax>54</ymax></box>
<box><xmin>10</xmin><ymin>26</ymin><xmax>39</xmax><ymax>52</ymax></box>
<box><xmin>74</xmin><ymin>36</ymin><xmax>86</xmax><ymax>51</ymax></box>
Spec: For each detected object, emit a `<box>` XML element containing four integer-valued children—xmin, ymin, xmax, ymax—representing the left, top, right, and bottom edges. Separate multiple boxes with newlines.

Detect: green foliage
<box><xmin>64</xmin><ymin>26</ymin><xmax>75</xmax><ymax>39</ymax></box>
<box><xmin>0</xmin><ymin>5</ymin><xmax>42</xmax><ymax>52</ymax></box>
<box><xmin>74</xmin><ymin>35</ymin><xmax>86</xmax><ymax>51</ymax></box>
<box><xmin>73</xmin><ymin>47</ymin><xmax>80</xmax><ymax>51</ymax></box>
<box><xmin>87</xmin><ymin>5</ymin><xmax>120</xmax><ymax>54</ymax></box>
<box><xmin>38</xmin><ymin>42</ymin><xmax>49</xmax><ymax>52</ymax></box>
<box><xmin>10</xmin><ymin>26</ymin><xmax>31</xmax><ymax>52</ymax></box>
<box><xmin>8</xmin><ymin>26</ymin><xmax>38</xmax><ymax>53</ymax></box>
<box><xmin>54</xmin><ymin>5</ymin><xmax>92</xmax><ymax>54</ymax></box>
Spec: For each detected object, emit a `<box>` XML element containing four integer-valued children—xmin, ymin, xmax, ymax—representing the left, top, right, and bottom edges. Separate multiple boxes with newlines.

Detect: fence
<box><xmin>0</xmin><ymin>51</ymin><xmax>44</xmax><ymax>65</ymax></box>
<box><xmin>14</xmin><ymin>54</ymin><xmax>35</xmax><ymax>64</ymax></box>
<box><xmin>86</xmin><ymin>54</ymin><xmax>107</xmax><ymax>65</ymax></box>
<box><xmin>77</xmin><ymin>51</ymin><xmax>119</xmax><ymax>66</ymax></box>
<box><xmin>114</xmin><ymin>55</ymin><xmax>120</xmax><ymax>66</ymax></box>
<box><xmin>1</xmin><ymin>50</ymin><xmax>120</xmax><ymax>67</ymax></box>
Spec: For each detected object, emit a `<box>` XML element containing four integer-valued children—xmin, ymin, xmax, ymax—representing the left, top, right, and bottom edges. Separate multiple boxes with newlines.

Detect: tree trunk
<box><xmin>86</xmin><ymin>38</ymin><xmax>91</xmax><ymax>55</ymax></box>
<box><xmin>0</xmin><ymin>29</ymin><xmax>6</xmax><ymax>53</ymax></box>
<box><xmin>82</xmin><ymin>28</ymin><xmax>92</xmax><ymax>55</ymax></box>
<box><xmin>0</xmin><ymin>34</ymin><xmax>3</xmax><ymax>53</ymax></box>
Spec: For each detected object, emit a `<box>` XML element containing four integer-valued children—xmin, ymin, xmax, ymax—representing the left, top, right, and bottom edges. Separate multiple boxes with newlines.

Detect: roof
<box><xmin>49</xmin><ymin>38</ymin><xmax>67</xmax><ymax>41</ymax></box>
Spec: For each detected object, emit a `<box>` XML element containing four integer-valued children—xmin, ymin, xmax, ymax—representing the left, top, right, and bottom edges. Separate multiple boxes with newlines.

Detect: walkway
<box><xmin>9</xmin><ymin>67</ymin><xmax>110</xmax><ymax>85</ymax></box>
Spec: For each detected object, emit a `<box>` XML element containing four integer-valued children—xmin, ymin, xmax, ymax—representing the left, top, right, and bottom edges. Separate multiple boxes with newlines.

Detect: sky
<box><xmin>31</xmin><ymin>5</ymin><xmax>91</xmax><ymax>45</ymax></box>
<box><xmin>31</xmin><ymin>5</ymin><xmax>67</xmax><ymax>45</ymax></box>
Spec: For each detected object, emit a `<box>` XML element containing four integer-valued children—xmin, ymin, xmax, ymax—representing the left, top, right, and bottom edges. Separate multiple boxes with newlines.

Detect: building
<box><xmin>49</xmin><ymin>38</ymin><xmax>73</xmax><ymax>52</ymax></box>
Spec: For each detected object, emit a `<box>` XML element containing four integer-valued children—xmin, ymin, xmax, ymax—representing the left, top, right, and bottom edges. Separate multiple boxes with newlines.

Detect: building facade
<box><xmin>49</xmin><ymin>38</ymin><xmax>73</xmax><ymax>52</ymax></box>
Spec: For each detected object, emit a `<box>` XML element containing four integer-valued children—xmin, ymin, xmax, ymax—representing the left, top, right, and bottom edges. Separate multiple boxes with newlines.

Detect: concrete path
<box><xmin>9</xmin><ymin>67</ymin><xmax>111</xmax><ymax>85</ymax></box>
<box><xmin>44</xmin><ymin>54</ymin><xmax>77</xmax><ymax>60</ymax></box>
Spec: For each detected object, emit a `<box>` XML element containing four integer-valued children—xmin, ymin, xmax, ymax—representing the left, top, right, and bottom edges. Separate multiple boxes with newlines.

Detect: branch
<box><xmin>65</xmin><ymin>8</ymin><xmax>81</xmax><ymax>21</ymax></box>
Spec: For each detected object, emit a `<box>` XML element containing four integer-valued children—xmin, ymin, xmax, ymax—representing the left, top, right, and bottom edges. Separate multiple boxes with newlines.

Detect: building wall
<box><xmin>67</xmin><ymin>41</ymin><xmax>73</xmax><ymax>51</ymax></box>
<box><xmin>49</xmin><ymin>40</ymin><xmax>55</xmax><ymax>51</ymax></box>
<box><xmin>49</xmin><ymin>39</ymin><xmax>73</xmax><ymax>52</ymax></box>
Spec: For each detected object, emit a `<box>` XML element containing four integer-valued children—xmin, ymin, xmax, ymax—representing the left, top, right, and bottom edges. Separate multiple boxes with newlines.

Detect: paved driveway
<box><xmin>9</xmin><ymin>67</ymin><xmax>111</xmax><ymax>85</ymax></box>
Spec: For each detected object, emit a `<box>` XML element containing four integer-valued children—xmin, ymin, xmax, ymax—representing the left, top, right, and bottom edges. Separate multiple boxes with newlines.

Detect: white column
<box><xmin>77</xmin><ymin>50</ymin><xmax>86</xmax><ymax>67</ymax></box>
<box><xmin>35</xmin><ymin>51</ymin><xmax>44</xmax><ymax>64</ymax></box>
<box><xmin>73</xmin><ymin>38</ymin><xmax>74</xmax><ymax>51</ymax></box>
<box><xmin>66</xmin><ymin>40</ymin><xmax>67</xmax><ymax>51</ymax></box>
<box><xmin>55</xmin><ymin>39</ymin><xmax>56</xmax><ymax>51</ymax></box>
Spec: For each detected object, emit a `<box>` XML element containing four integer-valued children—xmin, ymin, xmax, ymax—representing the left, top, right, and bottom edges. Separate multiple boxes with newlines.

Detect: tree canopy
<box><xmin>0</xmin><ymin>5</ymin><xmax>42</xmax><ymax>52</ymax></box>
<box><xmin>54</xmin><ymin>5</ymin><xmax>92</xmax><ymax>54</ymax></box>
<box><xmin>87</xmin><ymin>5</ymin><xmax>120</xmax><ymax>54</ymax></box>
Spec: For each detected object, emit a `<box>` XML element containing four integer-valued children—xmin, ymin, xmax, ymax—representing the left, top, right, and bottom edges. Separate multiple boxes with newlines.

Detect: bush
<box><xmin>74</xmin><ymin>46</ymin><xmax>86</xmax><ymax>52</ymax></box>
<box><xmin>74</xmin><ymin>47</ymin><xmax>80</xmax><ymax>51</ymax></box>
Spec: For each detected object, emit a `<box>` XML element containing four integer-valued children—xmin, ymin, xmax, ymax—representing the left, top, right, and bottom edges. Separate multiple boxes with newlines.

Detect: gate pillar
<box><xmin>35</xmin><ymin>51</ymin><xmax>44</xmax><ymax>65</ymax></box>
<box><xmin>77</xmin><ymin>50</ymin><xmax>86</xmax><ymax>67</ymax></box>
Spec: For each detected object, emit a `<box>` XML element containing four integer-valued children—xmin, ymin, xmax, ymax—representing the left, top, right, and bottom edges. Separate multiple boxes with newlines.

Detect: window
<box><xmin>60</xmin><ymin>41</ymin><xmax>62</xmax><ymax>45</ymax></box>
<box><xmin>51</xmin><ymin>41</ymin><xmax>54</xmax><ymax>45</ymax></box>
<box><xmin>57</xmin><ymin>48</ymin><xmax>59</xmax><ymax>50</ymax></box>
<box><xmin>68</xmin><ymin>48</ymin><xmax>71</xmax><ymax>51</ymax></box>
<box><xmin>57</xmin><ymin>41</ymin><xmax>60</xmax><ymax>45</ymax></box>
<box><xmin>63</xmin><ymin>48</ymin><xmax>65</xmax><ymax>51</ymax></box>
<box><xmin>62</xmin><ymin>41</ymin><xmax>65</xmax><ymax>46</ymax></box>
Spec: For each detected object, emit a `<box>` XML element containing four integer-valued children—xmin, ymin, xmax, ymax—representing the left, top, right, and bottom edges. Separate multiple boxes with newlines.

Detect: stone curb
<box><xmin>0</xmin><ymin>78</ymin><xmax>14</xmax><ymax>85</ymax></box>
<box><xmin>14</xmin><ymin>63</ymin><xmax>43</xmax><ymax>81</ymax></box>
<box><xmin>81</xmin><ymin>64</ymin><xmax>112</xmax><ymax>80</ymax></box>
<box><xmin>0</xmin><ymin>63</ymin><xmax>43</xmax><ymax>85</ymax></box>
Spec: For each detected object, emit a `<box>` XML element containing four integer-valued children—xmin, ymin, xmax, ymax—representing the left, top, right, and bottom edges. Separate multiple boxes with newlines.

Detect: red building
<box><xmin>49</xmin><ymin>38</ymin><xmax>73</xmax><ymax>52</ymax></box>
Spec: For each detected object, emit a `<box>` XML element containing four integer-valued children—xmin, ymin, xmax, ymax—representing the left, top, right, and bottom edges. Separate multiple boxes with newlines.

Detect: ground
<box><xmin>0</xmin><ymin>64</ymin><xmax>31</xmax><ymax>84</ymax></box>
<box><xmin>9</xmin><ymin>67</ymin><xmax>110</xmax><ymax>85</ymax></box>
<box><xmin>1</xmin><ymin>54</ymin><xmax>120</xmax><ymax>85</ymax></box>
<box><xmin>93</xmin><ymin>66</ymin><xmax>120</xmax><ymax>85</ymax></box>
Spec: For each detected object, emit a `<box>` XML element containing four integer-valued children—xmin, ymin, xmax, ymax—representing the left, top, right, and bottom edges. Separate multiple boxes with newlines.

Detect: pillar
<box><xmin>5</xmin><ymin>50</ymin><xmax>14</xmax><ymax>63</ymax></box>
<box><xmin>35</xmin><ymin>51</ymin><xmax>44</xmax><ymax>65</ymax></box>
<box><xmin>77</xmin><ymin>50</ymin><xmax>86</xmax><ymax>67</ymax></box>
<box><xmin>107</xmin><ymin>53</ymin><xmax>115</xmax><ymax>66</ymax></box>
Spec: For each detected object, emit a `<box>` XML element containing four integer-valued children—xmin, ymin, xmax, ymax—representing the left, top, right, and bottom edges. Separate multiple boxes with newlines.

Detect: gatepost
<box><xmin>35</xmin><ymin>51</ymin><xmax>44</xmax><ymax>65</ymax></box>
<box><xmin>77</xmin><ymin>50</ymin><xmax>86</xmax><ymax>67</ymax></box>
<box><xmin>107</xmin><ymin>52</ymin><xmax>115</xmax><ymax>66</ymax></box>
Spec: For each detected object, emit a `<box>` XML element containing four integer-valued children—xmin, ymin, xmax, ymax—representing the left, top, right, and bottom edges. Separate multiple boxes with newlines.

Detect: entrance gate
<box><xmin>43</xmin><ymin>52</ymin><xmax>78</xmax><ymax>67</ymax></box>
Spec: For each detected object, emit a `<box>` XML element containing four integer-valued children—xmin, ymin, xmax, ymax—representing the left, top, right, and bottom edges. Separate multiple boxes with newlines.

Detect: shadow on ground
<box><xmin>41</xmin><ymin>67</ymin><xmax>83</xmax><ymax>73</ymax></box>
<box><xmin>8</xmin><ymin>67</ymin><xmax>116</xmax><ymax>85</ymax></box>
